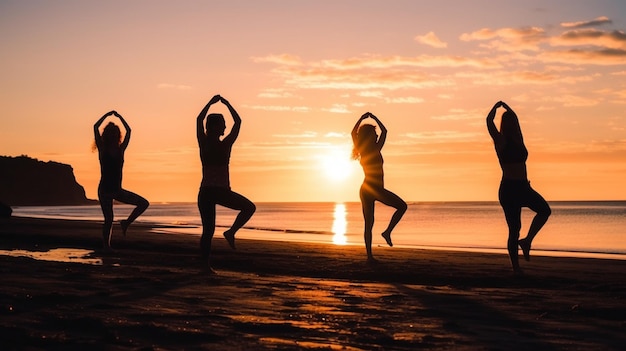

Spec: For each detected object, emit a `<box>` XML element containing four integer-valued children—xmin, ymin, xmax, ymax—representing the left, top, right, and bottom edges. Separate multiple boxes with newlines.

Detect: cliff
<box><xmin>0</xmin><ymin>155</ymin><xmax>97</xmax><ymax>206</ymax></box>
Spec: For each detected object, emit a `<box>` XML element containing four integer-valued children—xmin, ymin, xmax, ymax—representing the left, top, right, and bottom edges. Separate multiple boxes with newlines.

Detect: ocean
<box><xmin>11</xmin><ymin>201</ymin><xmax>626</xmax><ymax>260</ymax></box>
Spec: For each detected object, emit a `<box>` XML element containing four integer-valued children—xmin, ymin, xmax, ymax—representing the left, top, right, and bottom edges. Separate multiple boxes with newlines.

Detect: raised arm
<box><xmin>368</xmin><ymin>112</ymin><xmax>387</xmax><ymax>149</ymax></box>
<box><xmin>196</xmin><ymin>95</ymin><xmax>221</xmax><ymax>146</ymax></box>
<box><xmin>94</xmin><ymin>110</ymin><xmax>116</xmax><ymax>147</ymax></box>
<box><xmin>220</xmin><ymin>96</ymin><xmax>241</xmax><ymax>144</ymax></box>
<box><xmin>113</xmin><ymin>111</ymin><xmax>131</xmax><ymax>150</ymax></box>
<box><xmin>351</xmin><ymin>112</ymin><xmax>369</xmax><ymax>144</ymax></box>
<box><xmin>486</xmin><ymin>101</ymin><xmax>503</xmax><ymax>144</ymax></box>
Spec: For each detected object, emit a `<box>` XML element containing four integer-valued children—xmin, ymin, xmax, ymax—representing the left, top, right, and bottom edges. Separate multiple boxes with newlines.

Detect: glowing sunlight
<box><xmin>321</xmin><ymin>148</ymin><xmax>353</xmax><ymax>183</ymax></box>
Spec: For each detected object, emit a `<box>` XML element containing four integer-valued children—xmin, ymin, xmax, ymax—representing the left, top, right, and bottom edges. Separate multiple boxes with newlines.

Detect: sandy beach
<box><xmin>1</xmin><ymin>216</ymin><xmax>624</xmax><ymax>350</ymax></box>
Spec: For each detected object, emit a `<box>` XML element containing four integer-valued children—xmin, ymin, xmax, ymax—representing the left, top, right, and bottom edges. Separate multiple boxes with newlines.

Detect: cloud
<box><xmin>551</xmin><ymin>29</ymin><xmax>626</xmax><ymax>49</ymax></box>
<box><xmin>276</xmin><ymin>65</ymin><xmax>455</xmax><ymax>90</ymax></box>
<box><xmin>414</xmin><ymin>32</ymin><xmax>448</xmax><ymax>48</ymax></box>
<box><xmin>250</xmin><ymin>21</ymin><xmax>625</xmax><ymax>104</ymax></box>
<box><xmin>387</xmin><ymin>96</ymin><xmax>424</xmax><ymax>104</ymax></box>
<box><xmin>157</xmin><ymin>83</ymin><xmax>192</xmax><ymax>90</ymax></box>
<box><xmin>244</xmin><ymin>104</ymin><xmax>311</xmax><ymax>112</ymax></box>
<box><xmin>460</xmin><ymin>27</ymin><xmax>547</xmax><ymax>52</ymax></box>
<box><xmin>539</xmin><ymin>48</ymin><xmax>626</xmax><ymax>66</ymax></box>
<box><xmin>357</xmin><ymin>91</ymin><xmax>385</xmax><ymax>98</ymax></box>
<box><xmin>455</xmin><ymin>70</ymin><xmax>594</xmax><ymax>86</ymax></box>
<box><xmin>355</xmin><ymin>91</ymin><xmax>423</xmax><ymax>104</ymax></box>
<box><xmin>404</xmin><ymin>130</ymin><xmax>483</xmax><ymax>142</ymax></box>
<box><xmin>257</xmin><ymin>89</ymin><xmax>295</xmax><ymax>98</ymax></box>
<box><xmin>324</xmin><ymin>132</ymin><xmax>347</xmax><ymax>138</ymax></box>
<box><xmin>561</xmin><ymin>16</ymin><xmax>612</xmax><ymax>29</ymax></box>
<box><xmin>252</xmin><ymin>52</ymin><xmax>503</xmax><ymax>92</ymax></box>
<box><xmin>322</xmin><ymin>104</ymin><xmax>352</xmax><ymax>114</ymax></box>
<box><xmin>318</xmin><ymin>54</ymin><xmax>499</xmax><ymax>69</ymax></box>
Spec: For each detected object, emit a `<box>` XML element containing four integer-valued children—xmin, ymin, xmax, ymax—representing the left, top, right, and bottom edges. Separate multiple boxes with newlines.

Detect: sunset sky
<box><xmin>1</xmin><ymin>0</ymin><xmax>625</xmax><ymax>202</ymax></box>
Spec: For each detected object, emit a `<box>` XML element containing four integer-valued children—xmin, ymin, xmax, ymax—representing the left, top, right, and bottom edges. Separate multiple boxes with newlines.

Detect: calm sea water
<box><xmin>11</xmin><ymin>201</ymin><xmax>626</xmax><ymax>259</ymax></box>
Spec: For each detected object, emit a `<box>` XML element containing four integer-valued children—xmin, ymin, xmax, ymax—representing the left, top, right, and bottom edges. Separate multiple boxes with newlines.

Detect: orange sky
<box><xmin>1</xmin><ymin>1</ymin><xmax>625</xmax><ymax>202</ymax></box>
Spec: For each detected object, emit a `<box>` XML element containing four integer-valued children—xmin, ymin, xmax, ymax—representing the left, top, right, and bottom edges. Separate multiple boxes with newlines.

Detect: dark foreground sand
<box><xmin>0</xmin><ymin>217</ymin><xmax>624</xmax><ymax>350</ymax></box>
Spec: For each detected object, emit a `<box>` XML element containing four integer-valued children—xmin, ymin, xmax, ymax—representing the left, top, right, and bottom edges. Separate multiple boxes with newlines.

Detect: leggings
<box><xmin>197</xmin><ymin>186</ymin><xmax>256</xmax><ymax>257</ymax></box>
<box><xmin>498</xmin><ymin>179</ymin><xmax>551</xmax><ymax>232</ymax></box>
<box><xmin>98</xmin><ymin>187</ymin><xmax>149</xmax><ymax>223</ymax></box>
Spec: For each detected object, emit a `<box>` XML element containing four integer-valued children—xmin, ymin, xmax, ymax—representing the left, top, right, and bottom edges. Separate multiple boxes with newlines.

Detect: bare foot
<box><xmin>519</xmin><ymin>238</ymin><xmax>531</xmax><ymax>261</ymax></box>
<box><xmin>121</xmin><ymin>220</ymin><xmax>129</xmax><ymax>237</ymax></box>
<box><xmin>366</xmin><ymin>256</ymin><xmax>379</xmax><ymax>265</ymax></box>
<box><xmin>223</xmin><ymin>231</ymin><xmax>236</xmax><ymax>250</ymax></box>
<box><xmin>382</xmin><ymin>232</ymin><xmax>393</xmax><ymax>247</ymax></box>
<box><xmin>513</xmin><ymin>267</ymin><xmax>525</xmax><ymax>277</ymax></box>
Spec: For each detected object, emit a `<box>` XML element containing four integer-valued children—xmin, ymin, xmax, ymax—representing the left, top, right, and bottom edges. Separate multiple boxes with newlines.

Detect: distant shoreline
<box><xmin>9</xmin><ymin>213</ymin><xmax>626</xmax><ymax>261</ymax></box>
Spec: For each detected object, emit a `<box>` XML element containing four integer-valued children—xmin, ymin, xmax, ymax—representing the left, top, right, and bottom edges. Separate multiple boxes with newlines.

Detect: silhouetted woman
<box><xmin>94</xmin><ymin>110</ymin><xmax>149</xmax><ymax>252</ymax></box>
<box><xmin>352</xmin><ymin>112</ymin><xmax>407</xmax><ymax>263</ymax></box>
<box><xmin>487</xmin><ymin>101</ymin><xmax>551</xmax><ymax>275</ymax></box>
<box><xmin>197</xmin><ymin>95</ymin><xmax>256</xmax><ymax>273</ymax></box>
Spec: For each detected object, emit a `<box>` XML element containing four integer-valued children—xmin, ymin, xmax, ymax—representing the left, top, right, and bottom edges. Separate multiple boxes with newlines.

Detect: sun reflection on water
<box><xmin>332</xmin><ymin>203</ymin><xmax>348</xmax><ymax>245</ymax></box>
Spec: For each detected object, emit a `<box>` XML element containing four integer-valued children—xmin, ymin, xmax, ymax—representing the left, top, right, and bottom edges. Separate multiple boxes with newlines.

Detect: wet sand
<box><xmin>1</xmin><ymin>216</ymin><xmax>625</xmax><ymax>350</ymax></box>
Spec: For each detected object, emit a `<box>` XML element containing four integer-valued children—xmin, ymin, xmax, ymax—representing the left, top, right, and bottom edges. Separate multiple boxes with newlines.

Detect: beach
<box><xmin>1</xmin><ymin>217</ymin><xmax>625</xmax><ymax>350</ymax></box>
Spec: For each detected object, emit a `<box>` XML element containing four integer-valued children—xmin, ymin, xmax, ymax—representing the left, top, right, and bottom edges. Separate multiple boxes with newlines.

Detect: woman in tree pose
<box><xmin>486</xmin><ymin>101</ymin><xmax>551</xmax><ymax>275</ymax></box>
<box><xmin>196</xmin><ymin>94</ymin><xmax>256</xmax><ymax>273</ymax></box>
<box><xmin>351</xmin><ymin>112</ymin><xmax>407</xmax><ymax>263</ymax></box>
<box><xmin>94</xmin><ymin>110</ymin><xmax>149</xmax><ymax>252</ymax></box>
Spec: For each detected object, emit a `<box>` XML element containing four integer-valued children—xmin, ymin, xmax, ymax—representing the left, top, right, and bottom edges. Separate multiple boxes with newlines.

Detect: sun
<box><xmin>321</xmin><ymin>148</ymin><xmax>354</xmax><ymax>182</ymax></box>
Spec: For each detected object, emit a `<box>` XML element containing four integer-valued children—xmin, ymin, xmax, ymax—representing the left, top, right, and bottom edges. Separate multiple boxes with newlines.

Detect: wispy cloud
<box><xmin>561</xmin><ymin>16</ymin><xmax>612</xmax><ymax>29</ymax></box>
<box><xmin>455</xmin><ymin>70</ymin><xmax>594</xmax><ymax>86</ymax></box>
<box><xmin>414</xmin><ymin>31</ymin><xmax>448</xmax><ymax>48</ymax></box>
<box><xmin>277</xmin><ymin>65</ymin><xmax>455</xmax><ymax>90</ymax></box>
<box><xmin>404</xmin><ymin>130</ymin><xmax>483</xmax><ymax>142</ymax></box>
<box><xmin>244</xmin><ymin>104</ymin><xmax>311</xmax><ymax>112</ymax></box>
<box><xmin>322</xmin><ymin>104</ymin><xmax>352</xmax><ymax>114</ymax></box>
<box><xmin>250</xmin><ymin>16</ymin><xmax>625</xmax><ymax>109</ymax></box>
<box><xmin>251</xmin><ymin>54</ymin><xmax>302</xmax><ymax>66</ymax></box>
<box><xmin>460</xmin><ymin>26</ymin><xmax>547</xmax><ymax>52</ymax></box>
<box><xmin>551</xmin><ymin>29</ymin><xmax>626</xmax><ymax>49</ymax></box>
<box><xmin>257</xmin><ymin>89</ymin><xmax>296</xmax><ymax>99</ymax></box>
<box><xmin>317</xmin><ymin>54</ymin><xmax>500</xmax><ymax>69</ymax></box>
<box><xmin>539</xmin><ymin>48</ymin><xmax>626</xmax><ymax>66</ymax></box>
<box><xmin>324</xmin><ymin>132</ymin><xmax>347</xmax><ymax>138</ymax></box>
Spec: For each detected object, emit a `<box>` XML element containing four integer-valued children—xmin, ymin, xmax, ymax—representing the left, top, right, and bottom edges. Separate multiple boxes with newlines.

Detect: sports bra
<box><xmin>99</xmin><ymin>149</ymin><xmax>123</xmax><ymax>192</ymax></box>
<box><xmin>200</xmin><ymin>139</ymin><xmax>232</xmax><ymax>188</ymax></box>
<box><xmin>496</xmin><ymin>140</ymin><xmax>528</xmax><ymax>165</ymax></box>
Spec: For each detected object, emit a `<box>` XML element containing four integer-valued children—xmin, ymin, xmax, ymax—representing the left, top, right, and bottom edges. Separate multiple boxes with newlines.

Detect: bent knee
<box><xmin>247</xmin><ymin>202</ymin><xmax>257</xmax><ymax>214</ymax></box>
<box><xmin>140</xmin><ymin>198</ymin><xmax>150</xmax><ymax>209</ymax></box>
<box><xmin>398</xmin><ymin>201</ymin><xmax>408</xmax><ymax>214</ymax></box>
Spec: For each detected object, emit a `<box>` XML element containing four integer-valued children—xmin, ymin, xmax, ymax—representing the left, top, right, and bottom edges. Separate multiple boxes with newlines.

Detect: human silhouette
<box><xmin>94</xmin><ymin>111</ymin><xmax>149</xmax><ymax>252</ymax></box>
<box><xmin>197</xmin><ymin>94</ymin><xmax>256</xmax><ymax>273</ymax></box>
<box><xmin>352</xmin><ymin>112</ymin><xmax>407</xmax><ymax>263</ymax></box>
<box><xmin>487</xmin><ymin>101</ymin><xmax>551</xmax><ymax>275</ymax></box>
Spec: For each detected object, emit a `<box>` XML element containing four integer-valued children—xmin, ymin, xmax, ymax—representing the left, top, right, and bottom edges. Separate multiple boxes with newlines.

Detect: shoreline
<box><xmin>1</xmin><ymin>216</ymin><xmax>625</xmax><ymax>350</ymax></box>
<box><xmin>12</xmin><ymin>213</ymin><xmax>626</xmax><ymax>261</ymax></box>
